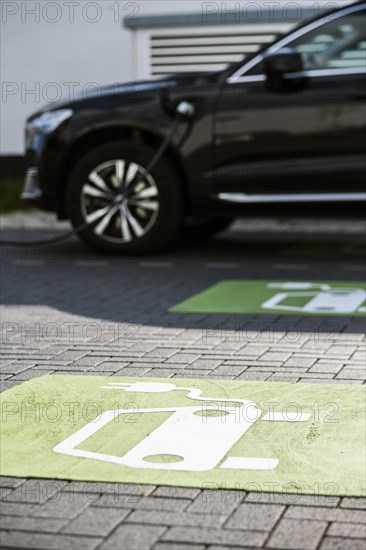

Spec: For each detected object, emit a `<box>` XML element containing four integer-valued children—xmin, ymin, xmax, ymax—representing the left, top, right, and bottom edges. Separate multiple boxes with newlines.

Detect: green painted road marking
<box><xmin>169</xmin><ymin>280</ymin><xmax>366</xmax><ymax>316</ymax></box>
<box><xmin>1</xmin><ymin>375</ymin><xmax>365</xmax><ymax>496</ymax></box>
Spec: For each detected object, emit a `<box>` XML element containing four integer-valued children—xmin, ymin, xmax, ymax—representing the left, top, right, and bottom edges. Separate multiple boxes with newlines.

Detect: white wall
<box><xmin>1</xmin><ymin>1</ymin><xmax>207</xmax><ymax>154</ymax></box>
<box><xmin>0</xmin><ymin>1</ymin><xmax>349</xmax><ymax>154</ymax></box>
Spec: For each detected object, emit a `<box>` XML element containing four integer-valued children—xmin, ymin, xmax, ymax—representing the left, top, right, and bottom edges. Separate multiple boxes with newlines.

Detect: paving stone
<box><xmin>7</xmin><ymin>369</ymin><xmax>55</xmax><ymax>381</ymax></box>
<box><xmin>126</xmin><ymin>343</ymin><xmax>157</xmax><ymax>353</ymax></box>
<box><xmin>175</xmin><ymin>369</ymin><xmax>218</xmax><ymax>378</ymax></box>
<box><xmin>89</xmin><ymin>362</ymin><xmax>130</xmax><ymax>372</ymax></box>
<box><xmin>128</xmin><ymin>509</ymin><xmax>227</xmax><ymax>527</ymax></box>
<box><xmin>0</xmin><ymin>531</ymin><xmax>102</xmax><ymax>549</ymax></box>
<box><xmin>166</xmin><ymin>353</ymin><xmax>201</xmax><ymax>364</ymax></box>
<box><xmin>320</xmin><ymin>537</ymin><xmax>366</xmax><ymax>550</ymax></box>
<box><xmin>245</xmin><ymin>493</ymin><xmax>340</xmax><ymax>507</ymax></box>
<box><xmin>340</xmin><ymin>498</ymin><xmax>366</xmax><ymax>509</ymax></box>
<box><xmin>187</xmin><ymin>490</ymin><xmax>243</xmax><ymax>515</ymax></box>
<box><xmin>70</xmin><ymin>356</ymin><xmax>106</xmax><ymax>366</ymax></box>
<box><xmin>309</xmin><ymin>363</ymin><xmax>343</xmax><ymax>374</ymax></box>
<box><xmin>67</xmin><ymin>481</ymin><xmax>155</xmax><ymax>496</ymax></box>
<box><xmin>300</xmin><ymin>342</ymin><xmax>332</xmax><ymax>352</ymax></box>
<box><xmin>53</xmin><ymin>351</ymin><xmax>86</xmax><ymax>362</ymax></box>
<box><xmin>0</xmin><ymin>477</ymin><xmax>26</xmax><ymax>489</ymax></box>
<box><xmin>135</xmin><ymin>497</ymin><xmax>191</xmax><ymax>512</ymax></box>
<box><xmin>2</xmin><ymin>479</ymin><xmax>67</xmax><ymax>504</ymax></box>
<box><xmin>152</xmin><ymin>487</ymin><xmax>200</xmax><ymax>499</ymax></box>
<box><xmin>0</xmin><ymin>502</ymin><xmax>37</xmax><ymax>516</ymax></box>
<box><xmin>161</xmin><ymin>526</ymin><xmax>266</xmax><ymax>547</ymax></box>
<box><xmin>244</xmin><ymin>361</ymin><xmax>283</xmax><ymax>368</ymax></box>
<box><xmin>213</xmin><ymin>365</ymin><xmax>247</xmax><ymax>376</ymax></box>
<box><xmin>283</xmin><ymin>357</ymin><xmax>317</xmax><ymax>368</ymax></box>
<box><xmin>236</xmin><ymin>372</ymin><xmax>270</xmax><ymax>381</ymax></box>
<box><xmin>144</xmin><ymin>369</ymin><xmax>175</xmax><ymax>377</ymax></box>
<box><xmin>114</xmin><ymin>366</ymin><xmax>151</xmax><ymax>376</ymax></box>
<box><xmin>351</xmin><ymin>350</ymin><xmax>366</xmax><ymax>362</ymax></box>
<box><xmin>237</xmin><ymin>346</ymin><xmax>271</xmax><ymax>356</ymax></box>
<box><xmin>31</xmin><ymin>492</ymin><xmax>91</xmax><ymax>519</ymax></box>
<box><xmin>34</xmin><ymin>363</ymin><xmax>89</xmax><ymax>372</ymax></box>
<box><xmin>154</xmin><ymin>544</ymin><xmax>205</xmax><ymax>550</ymax></box>
<box><xmin>190</xmin><ymin>359</ymin><xmax>224</xmax><ymax>370</ymax></box>
<box><xmin>100</xmin><ymin>524</ymin><xmax>166</xmax><ymax>550</ymax></box>
<box><xmin>103</xmin><ymin>356</ymin><xmax>162</xmax><ymax>363</ymax></box>
<box><xmin>62</xmin><ymin>506</ymin><xmax>129</xmax><ymax>536</ymax></box>
<box><xmin>146</xmin><ymin>348</ymin><xmax>181</xmax><ymax>358</ymax></box>
<box><xmin>260</xmin><ymin>352</ymin><xmax>292</xmax><ymax>362</ymax></box>
<box><xmin>208</xmin><ymin>547</ymin><xmax>259</xmax><ymax>550</ymax></box>
<box><xmin>284</xmin><ymin>506</ymin><xmax>366</xmax><ymax>523</ymax></box>
<box><xmin>225</xmin><ymin>503</ymin><xmax>285</xmax><ymax>531</ymax></box>
<box><xmin>208</xmin><ymin>547</ymin><xmax>260</xmax><ymax>550</ymax></box>
<box><xmin>268</xmin><ymin>374</ymin><xmax>300</xmax><ymax>382</ymax></box>
<box><xmin>0</xmin><ymin>515</ymin><xmax>68</xmax><ymax>532</ymax></box>
<box><xmin>267</xmin><ymin>518</ymin><xmax>327</xmax><ymax>549</ymax></box>
<box><xmin>327</xmin><ymin>521</ymin><xmax>366</xmax><ymax>538</ymax></box>
<box><xmin>0</xmin><ymin>363</ymin><xmax>32</xmax><ymax>375</ymax></box>
<box><xmin>201</xmin><ymin>354</ymin><xmax>241</xmax><ymax>362</ymax></box>
<box><xmin>299</xmin><ymin>372</ymin><xmax>335</xmax><ymax>379</ymax></box>
<box><xmin>0</xmin><ymin>487</ymin><xmax>15</xmax><ymax>499</ymax></box>
<box><xmin>344</xmin><ymin>361</ymin><xmax>366</xmax><ymax>369</ymax></box>
<box><xmin>91</xmin><ymin>494</ymin><xmax>142</xmax><ymax>508</ymax></box>
<box><xmin>336</xmin><ymin>368</ymin><xmax>366</xmax><ymax>379</ymax></box>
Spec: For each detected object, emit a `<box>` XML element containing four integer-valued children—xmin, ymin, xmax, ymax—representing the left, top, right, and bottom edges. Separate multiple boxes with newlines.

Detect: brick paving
<box><xmin>0</xmin><ymin>220</ymin><xmax>365</xmax><ymax>549</ymax></box>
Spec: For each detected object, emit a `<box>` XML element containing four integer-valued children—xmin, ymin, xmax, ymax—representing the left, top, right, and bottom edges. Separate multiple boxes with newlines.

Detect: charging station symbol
<box><xmin>262</xmin><ymin>282</ymin><xmax>366</xmax><ymax>314</ymax></box>
<box><xmin>54</xmin><ymin>382</ymin><xmax>310</xmax><ymax>472</ymax></box>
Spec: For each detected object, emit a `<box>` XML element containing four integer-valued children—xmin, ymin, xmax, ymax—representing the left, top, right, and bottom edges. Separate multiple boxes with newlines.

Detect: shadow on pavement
<box><xmin>1</xmin><ymin>224</ymin><xmax>365</xmax><ymax>334</ymax></box>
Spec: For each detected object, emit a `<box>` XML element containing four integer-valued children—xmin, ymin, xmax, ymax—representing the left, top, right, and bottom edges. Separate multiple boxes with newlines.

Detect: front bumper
<box><xmin>21</xmin><ymin>167</ymin><xmax>43</xmax><ymax>205</ymax></box>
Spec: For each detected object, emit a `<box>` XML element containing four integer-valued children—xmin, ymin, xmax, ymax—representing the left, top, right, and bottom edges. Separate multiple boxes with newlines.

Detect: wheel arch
<box><xmin>56</xmin><ymin>126</ymin><xmax>190</xmax><ymax>219</ymax></box>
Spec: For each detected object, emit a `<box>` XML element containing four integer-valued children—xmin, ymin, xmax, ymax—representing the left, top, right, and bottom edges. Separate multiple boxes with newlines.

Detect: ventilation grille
<box><xmin>147</xmin><ymin>23</ymin><xmax>295</xmax><ymax>77</ymax></box>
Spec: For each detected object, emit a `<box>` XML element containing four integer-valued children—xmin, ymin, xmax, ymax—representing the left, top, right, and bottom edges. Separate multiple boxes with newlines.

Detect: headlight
<box><xmin>30</xmin><ymin>109</ymin><xmax>73</xmax><ymax>133</ymax></box>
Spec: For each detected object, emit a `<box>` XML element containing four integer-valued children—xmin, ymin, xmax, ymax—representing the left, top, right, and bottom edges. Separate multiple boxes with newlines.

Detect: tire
<box><xmin>179</xmin><ymin>216</ymin><xmax>234</xmax><ymax>239</ymax></box>
<box><xmin>66</xmin><ymin>141</ymin><xmax>183</xmax><ymax>254</ymax></box>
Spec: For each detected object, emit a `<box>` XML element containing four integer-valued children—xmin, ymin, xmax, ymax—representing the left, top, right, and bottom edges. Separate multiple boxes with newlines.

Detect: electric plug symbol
<box><xmin>267</xmin><ymin>282</ymin><xmax>331</xmax><ymax>290</ymax></box>
<box><xmin>55</xmin><ymin>381</ymin><xmax>312</xmax><ymax>472</ymax></box>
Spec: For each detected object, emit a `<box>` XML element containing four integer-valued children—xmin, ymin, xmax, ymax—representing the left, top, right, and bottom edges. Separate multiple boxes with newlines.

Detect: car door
<box><xmin>213</xmin><ymin>4</ymin><xmax>366</xmax><ymax>201</ymax></box>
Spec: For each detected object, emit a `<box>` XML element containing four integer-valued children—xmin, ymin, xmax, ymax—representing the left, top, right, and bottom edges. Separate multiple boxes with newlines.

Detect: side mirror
<box><xmin>264</xmin><ymin>48</ymin><xmax>303</xmax><ymax>74</ymax></box>
<box><xmin>264</xmin><ymin>48</ymin><xmax>307</xmax><ymax>92</ymax></box>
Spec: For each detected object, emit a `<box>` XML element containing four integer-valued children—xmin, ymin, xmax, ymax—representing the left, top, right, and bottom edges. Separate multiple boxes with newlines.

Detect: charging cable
<box><xmin>0</xmin><ymin>101</ymin><xmax>196</xmax><ymax>247</ymax></box>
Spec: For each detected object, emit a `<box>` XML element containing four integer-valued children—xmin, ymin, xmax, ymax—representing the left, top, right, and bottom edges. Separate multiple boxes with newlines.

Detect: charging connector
<box><xmin>176</xmin><ymin>101</ymin><xmax>196</xmax><ymax>117</ymax></box>
<box><xmin>0</xmin><ymin>101</ymin><xmax>195</xmax><ymax>247</ymax></box>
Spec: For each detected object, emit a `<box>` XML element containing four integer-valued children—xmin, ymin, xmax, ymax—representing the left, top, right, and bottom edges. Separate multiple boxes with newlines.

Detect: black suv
<box><xmin>23</xmin><ymin>1</ymin><xmax>366</xmax><ymax>253</ymax></box>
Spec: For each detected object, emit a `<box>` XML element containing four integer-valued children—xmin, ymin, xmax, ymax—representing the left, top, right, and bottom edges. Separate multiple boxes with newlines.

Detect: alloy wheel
<box><xmin>80</xmin><ymin>160</ymin><xmax>160</xmax><ymax>243</ymax></box>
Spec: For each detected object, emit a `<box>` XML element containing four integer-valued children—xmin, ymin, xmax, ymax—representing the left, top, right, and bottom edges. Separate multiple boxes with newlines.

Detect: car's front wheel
<box><xmin>66</xmin><ymin>141</ymin><xmax>183</xmax><ymax>254</ymax></box>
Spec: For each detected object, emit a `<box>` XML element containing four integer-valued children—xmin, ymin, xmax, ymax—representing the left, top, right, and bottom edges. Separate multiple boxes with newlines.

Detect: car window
<box><xmin>247</xmin><ymin>9</ymin><xmax>366</xmax><ymax>75</ymax></box>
